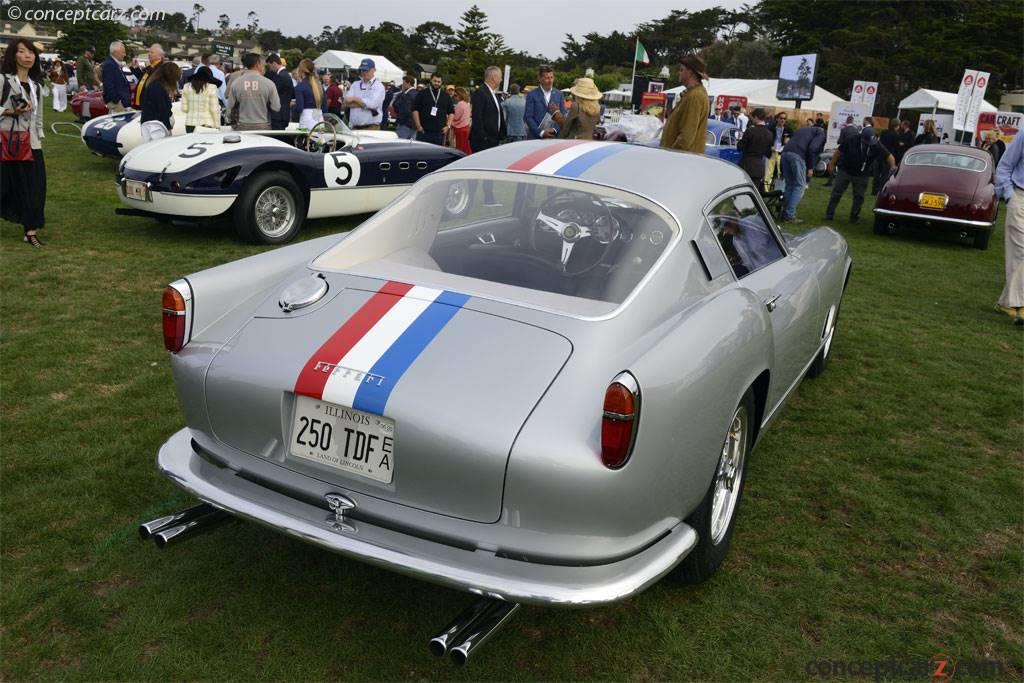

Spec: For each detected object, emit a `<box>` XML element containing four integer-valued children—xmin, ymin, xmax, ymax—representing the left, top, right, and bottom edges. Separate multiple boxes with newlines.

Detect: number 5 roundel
<box><xmin>323</xmin><ymin>151</ymin><xmax>361</xmax><ymax>188</ymax></box>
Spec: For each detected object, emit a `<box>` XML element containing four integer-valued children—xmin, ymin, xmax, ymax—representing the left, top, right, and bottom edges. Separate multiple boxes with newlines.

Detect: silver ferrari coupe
<box><xmin>146</xmin><ymin>139</ymin><xmax>851</xmax><ymax>664</ymax></box>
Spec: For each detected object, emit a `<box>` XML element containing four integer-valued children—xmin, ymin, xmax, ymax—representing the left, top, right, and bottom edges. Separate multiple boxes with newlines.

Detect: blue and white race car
<box><xmin>115</xmin><ymin>121</ymin><xmax>464</xmax><ymax>243</ymax></box>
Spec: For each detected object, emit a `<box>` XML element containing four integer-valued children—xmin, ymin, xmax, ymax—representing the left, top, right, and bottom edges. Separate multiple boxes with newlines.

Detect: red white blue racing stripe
<box><xmin>294</xmin><ymin>281</ymin><xmax>470</xmax><ymax>415</ymax></box>
<box><xmin>507</xmin><ymin>140</ymin><xmax>628</xmax><ymax>177</ymax></box>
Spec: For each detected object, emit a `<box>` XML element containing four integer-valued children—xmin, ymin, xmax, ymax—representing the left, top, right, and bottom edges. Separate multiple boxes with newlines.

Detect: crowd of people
<box><xmin>0</xmin><ymin>40</ymin><xmax>1019</xmax><ymax>325</ymax></box>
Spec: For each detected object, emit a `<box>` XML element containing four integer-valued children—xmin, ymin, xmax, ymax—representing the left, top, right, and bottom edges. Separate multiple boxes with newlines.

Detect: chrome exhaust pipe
<box><xmin>449</xmin><ymin>601</ymin><xmax>520</xmax><ymax>667</ymax></box>
<box><xmin>428</xmin><ymin>597</ymin><xmax>497</xmax><ymax>657</ymax></box>
<box><xmin>153</xmin><ymin>508</ymin><xmax>231</xmax><ymax>548</ymax></box>
<box><xmin>139</xmin><ymin>503</ymin><xmax>219</xmax><ymax>540</ymax></box>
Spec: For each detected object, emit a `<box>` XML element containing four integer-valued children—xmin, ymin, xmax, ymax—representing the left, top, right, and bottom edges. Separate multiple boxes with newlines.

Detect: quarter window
<box><xmin>708</xmin><ymin>193</ymin><xmax>785</xmax><ymax>277</ymax></box>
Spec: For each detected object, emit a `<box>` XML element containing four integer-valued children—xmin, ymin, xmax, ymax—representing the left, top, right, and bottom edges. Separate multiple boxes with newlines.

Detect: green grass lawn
<box><xmin>2</xmin><ymin>108</ymin><xmax>1021</xmax><ymax>681</ymax></box>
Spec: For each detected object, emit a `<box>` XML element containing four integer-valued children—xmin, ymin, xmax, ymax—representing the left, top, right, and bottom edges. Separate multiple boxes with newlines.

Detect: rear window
<box><xmin>904</xmin><ymin>151</ymin><xmax>987</xmax><ymax>172</ymax></box>
<box><xmin>313</xmin><ymin>172</ymin><xmax>680</xmax><ymax>309</ymax></box>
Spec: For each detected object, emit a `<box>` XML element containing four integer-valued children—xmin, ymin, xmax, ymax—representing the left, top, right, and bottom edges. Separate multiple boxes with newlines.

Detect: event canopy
<box><xmin>664</xmin><ymin>78</ymin><xmax>844</xmax><ymax>112</ymax></box>
<box><xmin>313</xmin><ymin>50</ymin><xmax>405</xmax><ymax>84</ymax></box>
<box><xmin>896</xmin><ymin>88</ymin><xmax>997</xmax><ymax>115</ymax></box>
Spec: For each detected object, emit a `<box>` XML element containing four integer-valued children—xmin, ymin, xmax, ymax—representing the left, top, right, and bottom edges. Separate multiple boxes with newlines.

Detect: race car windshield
<box><xmin>314</xmin><ymin>172</ymin><xmax>681</xmax><ymax>312</ymax></box>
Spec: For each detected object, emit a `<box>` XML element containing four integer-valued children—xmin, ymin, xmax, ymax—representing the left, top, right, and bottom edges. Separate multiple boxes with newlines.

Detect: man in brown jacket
<box><xmin>660</xmin><ymin>55</ymin><xmax>709</xmax><ymax>153</ymax></box>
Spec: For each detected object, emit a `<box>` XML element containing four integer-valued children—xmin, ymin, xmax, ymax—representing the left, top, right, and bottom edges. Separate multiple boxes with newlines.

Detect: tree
<box><xmin>410</xmin><ymin>21</ymin><xmax>455</xmax><ymax>65</ymax></box>
<box><xmin>146</xmin><ymin>11</ymin><xmax>190</xmax><ymax>34</ymax></box>
<box><xmin>191</xmin><ymin>3</ymin><xmax>205</xmax><ymax>32</ymax></box>
<box><xmin>246</xmin><ymin>11</ymin><xmax>259</xmax><ymax>36</ymax></box>
<box><xmin>700</xmin><ymin>39</ymin><xmax>777</xmax><ymax>79</ymax></box>
<box><xmin>446</xmin><ymin>5</ymin><xmax>500</xmax><ymax>85</ymax></box>
<box><xmin>217</xmin><ymin>14</ymin><xmax>230</xmax><ymax>34</ymax></box>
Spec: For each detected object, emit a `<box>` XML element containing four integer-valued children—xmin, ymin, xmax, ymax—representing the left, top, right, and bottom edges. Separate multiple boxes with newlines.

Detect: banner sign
<box><xmin>212</xmin><ymin>42</ymin><xmax>233</xmax><ymax>57</ymax></box>
<box><xmin>850</xmin><ymin>80</ymin><xmax>878</xmax><ymax>113</ymax></box>
<box><xmin>964</xmin><ymin>71</ymin><xmax>990</xmax><ymax>136</ymax></box>
<box><xmin>976</xmin><ymin>111</ymin><xmax>1022</xmax><ymax>145</ymax></box>
<box><xmin>826</xmin><ymin>101</ymin><xmax>872</xmax><ymax>149</ymax></box>
<box><xmin>715</xmin><ymin>95</ymin><xmax>748</xmax><ymax>112</ymax></box>
<box><xmin>953</xmin><ymin>70</ymin><xmax>980</xmax><ymax>131</ymax></box>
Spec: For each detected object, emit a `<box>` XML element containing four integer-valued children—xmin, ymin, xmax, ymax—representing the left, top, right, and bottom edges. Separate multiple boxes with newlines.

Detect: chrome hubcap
<box><xmin>710</xmin><ymin>405</ymin><xmax>747</xmax><ymax>545</ymax></box>
<box><xmin>254</xmin><ymin>186</ymin><xmax>295</xmax><ymax>238</ymax></box>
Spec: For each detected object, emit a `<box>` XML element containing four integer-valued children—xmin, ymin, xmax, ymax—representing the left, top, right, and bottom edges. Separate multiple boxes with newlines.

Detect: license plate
<box><xmin>81</xmin><ymin>101</ymin><xmax>90</xmax><ymax>117</ymax></box>
<box><xmin>289</xmin><ymin>395</ymin><xmax>395</xmax><ymax>484</ymax></box>
<box><xmin>124</xmin><ymin>179</ymin><xmax>150</xmax><ymax>201</ymax></box>
<box><xmin>919</xmin><ymin>193</ymin><xmax>946</xmax><ymax>210</ymax></box>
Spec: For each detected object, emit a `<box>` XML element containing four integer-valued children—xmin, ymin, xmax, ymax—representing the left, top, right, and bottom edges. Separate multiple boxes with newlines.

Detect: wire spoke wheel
<box><xmin>254</xmin><ymin>186</ymin><xmax>296</xmax><ymax>239</ymax></box>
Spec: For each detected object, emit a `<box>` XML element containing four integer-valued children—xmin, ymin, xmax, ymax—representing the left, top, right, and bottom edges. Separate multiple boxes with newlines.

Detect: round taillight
<box><xmin>162</xmin><ymin>285</ymin><xmax>187</xmax><ymax>352</ymax></box>
<box><xmin>601</xmin><ymin>376</ymin><xmax>640</xmax><ymax>469</ymax></box>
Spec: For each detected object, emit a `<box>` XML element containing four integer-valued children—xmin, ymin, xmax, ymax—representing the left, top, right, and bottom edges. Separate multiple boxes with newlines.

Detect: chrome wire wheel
<box><xmin>710</xmin><ymin>404</ymin><xmax>748</xmax><ymax>546</ymax></box>
<box><xmin>822</xmin><ymin>305</ymin><xmax>838</xmax><ymax>360</ymax></box>
<box><xmin>444</xmin><ymin>180</ymin><xmax>470</xmax><ymax>216</ymax></box>
<box><xmin>254</xmin><ymin>186</ymin><xmax>296</xmax><ymax>239</ymax></box>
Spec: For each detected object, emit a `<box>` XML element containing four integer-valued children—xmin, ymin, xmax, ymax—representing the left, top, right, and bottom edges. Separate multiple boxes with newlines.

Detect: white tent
<box><xmin>664</xmin><ymin>78</ymin><xmax>844</xmax><ymax>112</ymax></box>
<box><xmin>314</xmin><ymin>50</ymin><xmax>405</xmax><ymax>84</ymax></box>
<box><xmin>896</xmin><ymin>88</ymin><xmax>997</xmax><ymax>115</ymax></box>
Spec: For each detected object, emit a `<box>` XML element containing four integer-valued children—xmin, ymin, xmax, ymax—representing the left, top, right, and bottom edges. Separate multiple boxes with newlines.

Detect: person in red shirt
<box><xmin>325</xmin><ymin>74</ymin><xmax>343</xmax><ymax>118</ymax></box>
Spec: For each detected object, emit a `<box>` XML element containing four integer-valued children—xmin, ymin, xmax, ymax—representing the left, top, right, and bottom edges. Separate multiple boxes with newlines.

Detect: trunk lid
<box><xmin>203</xmin><ymin>279</ymin><xmax>572</xmax><ymax>523</ymax></box>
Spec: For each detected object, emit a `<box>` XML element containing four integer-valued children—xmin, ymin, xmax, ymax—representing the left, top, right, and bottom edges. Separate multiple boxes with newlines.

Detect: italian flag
<box><xmin>635</xmin><ymin>39</ymin><xmax>650</xmax><ymax>65</ymax></box>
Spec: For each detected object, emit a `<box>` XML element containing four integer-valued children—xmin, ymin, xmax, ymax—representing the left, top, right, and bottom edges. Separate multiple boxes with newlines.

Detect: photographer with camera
<box><xmin>1</xmin><ymin>38</ymin><xmax>48</xmax><ymax>247</ymax></box>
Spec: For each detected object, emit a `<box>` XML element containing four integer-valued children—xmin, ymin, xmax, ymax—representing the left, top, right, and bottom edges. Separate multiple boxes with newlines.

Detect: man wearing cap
<box><xmin>824</xmin><ymin>127</ymin><xmax>894</xmax><ymax>223</ymax></box>
<box><xmin>78</xmin><ymin>46</ymin><xmax>98</xmax><ymax>92</ymax></box>
<box><xmin>344</xmin><ymin>58</ymin><xmax>386</xmax><ymax>130</ymax></box>
<box><xmin>265</xmin><ymin>53</ymin><xmax>294</xmax><ymax>130</ymax></box>
<box><xmin>660</xmin><ymin>55</ymin><xmax>709</xmax><ymax>154</ymax></box>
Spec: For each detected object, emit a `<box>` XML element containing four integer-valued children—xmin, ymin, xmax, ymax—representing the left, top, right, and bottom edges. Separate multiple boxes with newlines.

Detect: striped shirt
<box><xmin>181</xmin><ymin>83</ymin><xmax>221</xmax><ymax>129</ymax></box>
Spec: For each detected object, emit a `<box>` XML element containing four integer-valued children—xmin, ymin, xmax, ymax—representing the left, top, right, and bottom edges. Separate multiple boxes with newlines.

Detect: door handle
<box><xmin>763</xmin><ymin>294</ymin><xmax>782</xmax><ymax>312</ymax></box>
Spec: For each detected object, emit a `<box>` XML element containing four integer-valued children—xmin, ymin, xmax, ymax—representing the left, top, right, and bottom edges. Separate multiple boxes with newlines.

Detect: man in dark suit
<box><xmin>524</xmin><ymin>64</ymin><xmax>565</xmax><ymax>139</ymax></box>
<box><xmin>469</xmin><ymin>66</ymin><xmax>506</xmax><ymax>152</ymax></box>
<box><xmin>101</xmin><ymin>41</ymin><xmax>132</xmax><ymax>112</ymax></box>
<box><xmin>265</xmin><ymin>53</ymin><xmax>294</xmax><ymax>130</ymax></box>
<box><xmin>469</xmin><ymin>66</ymin><xmax>506</xmax><ymax>206</ymax></box>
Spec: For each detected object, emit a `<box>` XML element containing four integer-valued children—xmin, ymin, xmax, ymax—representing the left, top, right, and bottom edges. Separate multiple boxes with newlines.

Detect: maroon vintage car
<box><xmin>71</xmin><ymin>89</ymin><xmax>108</xmax><ymax>120</ymax></box>
<box><xmin>873</xmin><ymin>143</ymin><xmax>998</xmax><ymax>250</ymax></box>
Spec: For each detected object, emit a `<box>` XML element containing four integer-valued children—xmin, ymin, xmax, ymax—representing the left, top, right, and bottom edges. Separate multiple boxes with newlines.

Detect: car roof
<box><xmin>440</xmin><ymin>140</ymin><xmax>748</xmax><ymax>223</ymax></box>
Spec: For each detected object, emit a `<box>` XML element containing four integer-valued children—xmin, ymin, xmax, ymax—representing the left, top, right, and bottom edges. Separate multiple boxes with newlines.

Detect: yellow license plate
<box><xmin>919</xmin><ymin>193</ymin><xmax>946</xmax><ymax>210</ymax></box>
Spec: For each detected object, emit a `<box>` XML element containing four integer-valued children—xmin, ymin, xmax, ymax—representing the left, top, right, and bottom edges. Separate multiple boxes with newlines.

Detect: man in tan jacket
<box><xmin>660</xmin><ymin>55</ymin><xmax>709</xmax><ymax>154</ymax></box>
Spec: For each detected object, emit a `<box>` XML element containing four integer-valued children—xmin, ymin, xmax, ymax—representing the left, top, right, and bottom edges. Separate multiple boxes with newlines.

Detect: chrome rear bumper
<box><xmin>873</xmin><ymin>208</ymin><xmax>995</xmax><ymax>228</ymax></box>
<box><xmin>157</xmin><ymin>428</ymin><xmax>697</xmax><ymax>607</ymax></box>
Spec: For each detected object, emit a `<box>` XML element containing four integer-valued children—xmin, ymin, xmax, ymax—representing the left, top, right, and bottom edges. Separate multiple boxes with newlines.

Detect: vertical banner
<box><xmin>827</xmin><ymin>101</ymin><xmax>872</xmax><ymax>148</ymax></box>
<box><xmin>964</xmin><ymin>71</ymin><xmax>990</xmax><ymax>137</ymax></box>
<box><xmin>953</xmin><ymin>69</ymin><xmax>978</xmax><ymax>131</ymax></box>
<box><xmin>850</xmin><ymin>80</ymin><xmax>878</xmax><ymax>113</ymax></box>
<box><xmin>850</xmin><ymin>80</ymin><xmax>866</xmax><ymax>103</ymax></box>
<box><xmin>863</xmin><ymin>82</ymin><xmax>878</xmax><ymax>113</ymax></box>
<box><xmin>502</xmin><ymin>65</ymin><xmax>511</xmax><ymax>93</ymax></box>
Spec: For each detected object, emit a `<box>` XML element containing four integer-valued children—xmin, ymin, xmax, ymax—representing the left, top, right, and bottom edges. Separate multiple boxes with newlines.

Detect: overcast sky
<box><xmin>108</xmin><ymin>0</ymin><xmax>744</xmax><ymax>60</ymax></box>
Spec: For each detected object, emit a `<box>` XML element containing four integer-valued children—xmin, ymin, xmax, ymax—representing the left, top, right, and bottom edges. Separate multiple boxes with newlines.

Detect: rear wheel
<box><xmin>672</xmin><ymin>391</ymin><xmax>755</xmax><ymax>584</ymax></box>
<box><xmin>807</xmin><ymin>303</ymin><xmax>839</xmax><ymax>378</ymax></box>
<box><xmin>233</xmin><ymin>171</ymin><xmax>306</xmax><ymax>244</ymax></box>
<box><xmin>973</xmin><ymin>228</ymin><xmax>992</xmax><ymax>250</ymax></box>
<box><xmin>873</xmin><ymin>215</ymin><xmax>890</xmax><ymax>235</ymax></box>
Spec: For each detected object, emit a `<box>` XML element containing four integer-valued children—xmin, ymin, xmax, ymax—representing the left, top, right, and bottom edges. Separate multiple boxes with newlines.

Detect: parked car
<box><xmin>144</xmin><ymin>141</ymin><xmax>851</xmax><ymax>655</ymax></box>
<box><xmin>873</xmin><ymin>143</ymin><xmax>998</xmax><ymax>249</ymax></box>
<box><xmin>703</xmin><ymin>119</ymin><xmax>742</xmax><ymax>165</ymax></box>
<box><xmin>70</xmin><ymin>89</ymin><xmax>109</xmax><ymax>120</ymax></box>
<box><xmin>115</xmin><ymin>121</ymin><xmax>463</xmax><ymax>243</ymax></box>
<box><xmin>814</xmin><ymin>148</ymin><xmax>835</xmax><ymax>177</ymax></box>
<box><xmin>81</xmin><ymin>101</ymin><xmax>195</xmax><ymax>157</ymax></box>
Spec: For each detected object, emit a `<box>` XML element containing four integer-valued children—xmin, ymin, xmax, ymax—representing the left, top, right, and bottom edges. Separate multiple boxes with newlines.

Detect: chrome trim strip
<box><xmin>158</xmin><ymin>428</ymin><xmax>697</xmax><ymax>606</ymax></box>
<box><xmin>872</xmin><ymin>208</ymin><xmax>994</xmax><ymax>228</ymax></box>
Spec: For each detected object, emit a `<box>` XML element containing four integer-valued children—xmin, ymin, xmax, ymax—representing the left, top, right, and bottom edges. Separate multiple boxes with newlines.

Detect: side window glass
<box><xmin>709</xmin><ymin>193</ymin><xmax>785</xmax><ymax>277</ymax></box>
<box><xmin>705</xmin><ymin>130</ymin><xmax>716</xmax><ymax>146</ymax></box>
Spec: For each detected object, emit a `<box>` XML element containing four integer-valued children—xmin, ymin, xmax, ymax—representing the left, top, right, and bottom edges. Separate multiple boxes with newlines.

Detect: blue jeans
<box><xmin>781</xmin><ymin>152</ymin><xmax>807</xmax><ymax>220</ymax></box>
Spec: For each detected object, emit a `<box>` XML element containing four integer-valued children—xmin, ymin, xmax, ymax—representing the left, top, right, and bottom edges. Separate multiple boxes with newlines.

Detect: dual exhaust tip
<box><xmin>429</xmin><ymin>598</ymin><xmax>520</xmax><ymax>667</ymax></box>
<box><xmin>141</xmin><ymin>503</ymin><xmax>518</xmax><ymax>667</ymax></box>
<box><xmin>139</xmin><ymin>502</ymin><xmax>231</xmax><ymax>548</ymax></box>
